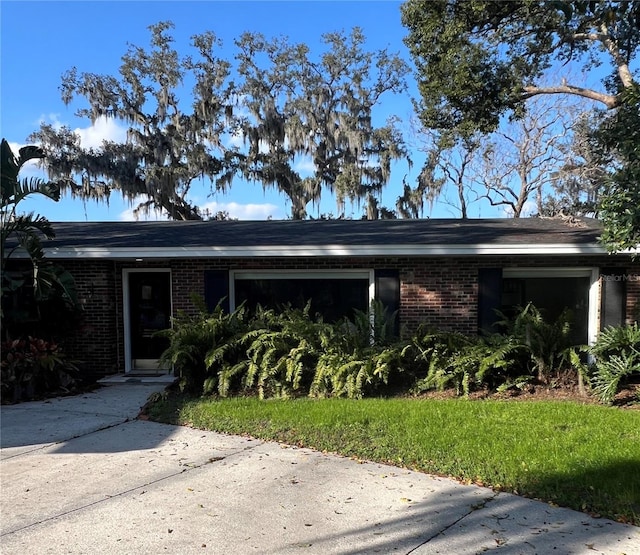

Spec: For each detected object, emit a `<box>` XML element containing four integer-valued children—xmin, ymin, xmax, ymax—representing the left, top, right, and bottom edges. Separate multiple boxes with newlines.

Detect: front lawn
<box><xmin>145</xmin><ymin>393</ymin><xmax>640</xmax><ymax>525</ymax></box>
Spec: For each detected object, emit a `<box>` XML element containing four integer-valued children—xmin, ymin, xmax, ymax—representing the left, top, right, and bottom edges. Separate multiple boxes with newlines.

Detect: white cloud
<box><xmin>74</xmin><ymin>116</ymin><xmax>127</xmax><ymax>148</ymax></box>
<box><xmin>36</xmin><ymin>113</ymin><xmax>64</xmax><ymax>130</ymax></box>
<box><xmin>294</xmin><ymin>156</ymin><xmax>316</xmax><ymax>174</ymax></box>
<box><xmin>119</xmin><ymin>198</ymin><xmax>283</xmax><ymax>221</ymax></box>
<box><xmin>36</xmin><ymin>114</ymin><xmax>127</xmax><ymax>149</ymax></box>
<box><xmin>119</xmin><ymin>196</ymin><xmax>169</xmax><ymax>221</ymax></box>
<box><xmin>200</xmin><ymin>200</ymin><xmax>282</xmax><ymax>220</ymax></box>
<box><xmin>119</xmin><ymin>208</ymin><xmax>167</xmax><ymax>222</ymax></box>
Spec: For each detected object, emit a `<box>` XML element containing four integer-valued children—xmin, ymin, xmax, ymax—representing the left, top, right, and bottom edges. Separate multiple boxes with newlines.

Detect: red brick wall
<box><xmin>50</xmin><ymin>259</ymin><xmax>120</xmax><ymax>377</ymax></box>
<box><xmin>50</xmin><ymin>254</ymin><xmax>638</xmax><ymax>376</ymax></box>
<box><xmin>625</xmin><ymin>263</ymin><xmax>640</xmax><ymax>324</ymax></box>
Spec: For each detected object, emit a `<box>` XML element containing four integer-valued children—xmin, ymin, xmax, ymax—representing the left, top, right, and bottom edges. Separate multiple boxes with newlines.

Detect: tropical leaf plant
<box><xmin>1</xmin><ymin>139</ymin><xmax>59</xmax><ymax>264</ymax></box>
<box><xmin>1</xmin><ymin>138</ymin><xmax>66</xmax><ymax>329</ymax></box>
<box><xmin>1</xmin><ymin>336</ymin><xmax>79</xmax><ymax>402</ymax></box>
<box><xmin>589</xmin><ymin>324</ymin><xmax>640</xmax><ymax>404</ymax></box>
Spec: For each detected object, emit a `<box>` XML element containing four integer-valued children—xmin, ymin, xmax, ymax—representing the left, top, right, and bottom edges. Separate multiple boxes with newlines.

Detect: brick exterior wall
<box><xmin>625</xmin><ymin>265</ymin><xmax>640</xmax><ymax>323</ymax></box>
<box><xmin>58</xmin><ymin>260</ymin><xmax>120</xmax><ymax>377</ymax></box>
<box><xmin>38</xmin><ymin>255</ymin><xmax>640</xmax><ymax>377</ymax></box>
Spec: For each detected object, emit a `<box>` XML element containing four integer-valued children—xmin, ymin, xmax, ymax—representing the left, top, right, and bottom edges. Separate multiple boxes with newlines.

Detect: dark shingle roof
<box><xmin>44</xmin><ymin>218</ymin><xmax>602</xmax><ymax>249</ymax></box>
<box><xmin>7</xmin><ymin>217</ymin><xmax>612</xmax><ymax>259</ymax></box>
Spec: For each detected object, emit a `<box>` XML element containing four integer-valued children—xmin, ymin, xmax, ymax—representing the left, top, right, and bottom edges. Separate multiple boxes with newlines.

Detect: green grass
<box><xmin>146</xmin><ymin>394</ymin><xmax>640</xmax><ymax>525</ymax></box>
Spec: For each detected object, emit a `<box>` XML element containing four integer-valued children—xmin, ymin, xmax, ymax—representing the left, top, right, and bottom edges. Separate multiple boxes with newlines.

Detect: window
<box><xmin>231</xmin><ymin>270</ymin><xmax>373</xmax><ymax>323</ymax></box>
<box><xmin>501</xmin><ymin>268</ymin><xmax>597</xmax><ymax>344</ymax></box>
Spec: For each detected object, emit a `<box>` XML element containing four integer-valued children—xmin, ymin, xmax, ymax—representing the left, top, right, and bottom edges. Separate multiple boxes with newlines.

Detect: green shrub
<box><xmin>496</xmin><ymin>303</ymin><xmax>578</xmax><ymax>384</ymax></box>
<box><xmin>312</xmin><ymin>339</ymin><xmax>404</xmax><ymax>399</ymax></box>
<box><xmin>408</xmin><ymin>329</ymin><xmax>527</xmax><ymax>396</ymax></box>
<box><xmin>408</xmin><ymin>329</ymin><xmax>475</xmax><ymax>395</ymax></box>
<box><xmin>589</xmin><ymin>323</ymin><xmax>640</xmax><ymax>404</ymax></box>
<box><xmin>158</xmin><ymin>298</ymin><xmax>249</xmax><ymax>395</ymax></box>
<box><xmin>161</xmin><ymin>298</ymin><xmax>403</xmax><ymax>400</ymax></box>
<box><xmin>310</xmin><ymin>303</ymin><xmax>405</xmax><ymax>399</ymax></box>
<box><xmin>1</xmin><ymin>336</ymin><xmax>79</xmax><ymax>402</ymax></box>
<box><xmin>227</xmin><ymin>303</ymin><xmax>328</xmax><ymax>399</ymax></box>
<box><xmin>158</xmin><ymin>300</ymin><xmax>594</xmax><ymax>401</ymax></box>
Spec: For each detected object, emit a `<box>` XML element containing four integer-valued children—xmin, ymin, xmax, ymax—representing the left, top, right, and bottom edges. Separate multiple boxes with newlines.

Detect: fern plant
<box><xmin>157</xmin><ymin>296</ymin><xmax>249</xmax><ymax>395</ymax></box>
<box><xmin>310</xmin><ymin>304</ymin><xmax>404</xmax><ymax>399</ymax></box>
<box><xmin>232</xmin><ymin>303</ymin><xmax>327</xmax><ymax>399</ymax></box>
<box><xmin>312</xmin><ymin>343</ymin><xmax>402</xmax><ymax>398</ymax></box>
<box><xmin>589</xmin><ymin>323</ymin><xmax>640</xmax><ymax>404</ymax></box>
<box><xmin>407</xmin><ymin>329</ymin><xmax>475</xmax><ymax>395</ymax></box>
<box><xmin>408</xmin><ymin>327</ymin><xmax>529</xmax><ymax>396</ymax></box>
<box><xmin>496</xmin><ymin>303</ymin><xmax>576</xmax><ymax>383</ymax></box>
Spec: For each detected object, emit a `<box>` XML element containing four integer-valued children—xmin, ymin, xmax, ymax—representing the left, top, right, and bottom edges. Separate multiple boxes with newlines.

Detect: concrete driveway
<box><xmin>1</xmin><ymin>384</ymin><xmax>638</xmax><ymax>554</ymax></box>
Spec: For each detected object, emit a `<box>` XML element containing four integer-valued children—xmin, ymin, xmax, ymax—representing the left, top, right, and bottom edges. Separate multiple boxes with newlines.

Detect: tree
<box><xmin>401</xmin><ymin>0</ymin><xmax>639</xmax><ymax>136</ymax></box>
<box><xmin>234</xmin><ymin>29</ymin><xmax>410</xmax><ymax>219</ymax></box>
<box><xmin>596</xmin><ymin>85</ymin><xmax>640</xmax><ymax>252</ymax></box>
<box><xmin>401</xmin><ymin>97</ymin><xmax>576</xmax><ymax>219</ymax></box>
<box><xmin>476</xmin><ymin>98</ymin><xmax>577</xmax><ymax>217</ymax></box>
<box><xmin>396</xmin><ymin>136</ymin><xmax>476</xmax><ymax>218</ymax></box>
<box><xmin>30</xmin><ymin>22</ymin><xmax>235</xmax><ymax>220</ymax></box>
<box><xmin>402</xmin><ymin>1</ymin><xmax>638</xmax><ymax>248</ymax></box>
<box><xmin>539</xmin><ymin>112</ymin><xmax>608</xmax><ymax>217</ymax></box>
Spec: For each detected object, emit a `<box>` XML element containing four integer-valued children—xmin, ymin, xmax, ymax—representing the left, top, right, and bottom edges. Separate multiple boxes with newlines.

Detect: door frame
<box><xmin>122</xmin><ymin>268</ymin><xmax>173</xmax><ymax>374</ymax></box>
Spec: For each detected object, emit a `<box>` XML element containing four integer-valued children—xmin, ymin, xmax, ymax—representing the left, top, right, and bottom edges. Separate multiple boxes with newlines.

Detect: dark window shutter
<box><xmin>204</xmin><ymin>270</ymin><xmax>229</xmax><ymax>313</ymax></box>
<box><xmin>375</xmin><ymin>269</ymin><xmax>400</xmax><ymax>336</ymax></box>
<box><xmin>478</xmin><ymin>268</ymin><xmax>502</xmax><ymax>334</ymax></box>
<box><xmin>601</xmin><ymin>268</ymin><xmax>626</xmax><ymax>329</ymax></box>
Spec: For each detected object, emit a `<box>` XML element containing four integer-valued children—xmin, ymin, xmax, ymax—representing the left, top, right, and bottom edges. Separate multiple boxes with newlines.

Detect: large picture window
<box><xmin>231</xmin><ymin>271</ymin><xmax>373</xmax><ymax>323</ymax></box>
<box><xmin>501</xmin><ymin>268</ymin><xmax>596</xmax><ymax>344</ymax></box>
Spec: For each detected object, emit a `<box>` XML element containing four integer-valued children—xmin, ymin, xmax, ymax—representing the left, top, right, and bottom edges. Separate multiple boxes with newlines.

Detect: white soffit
<box><xmin>39</xmin><ymin>242</ymin><xmax>611</xmax><ymax>259</ymax></box>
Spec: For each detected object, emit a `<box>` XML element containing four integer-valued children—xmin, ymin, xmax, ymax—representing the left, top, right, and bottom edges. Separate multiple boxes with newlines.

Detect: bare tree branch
<box><xmin>522</xmin><ymin>85</ymin><xmax>620</xmax><ymax>109</ymax></box>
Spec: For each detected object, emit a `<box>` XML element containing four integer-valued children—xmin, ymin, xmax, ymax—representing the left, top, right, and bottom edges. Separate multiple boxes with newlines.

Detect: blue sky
<box><xmin>3</xmin><ymin>2</ymin><xmax>626</xmax><ymax>222</ymax></box>
<box><xmin>2</xmin><ymin>0</ymin><xmax>439</xmax><ymax>221</ymax></box>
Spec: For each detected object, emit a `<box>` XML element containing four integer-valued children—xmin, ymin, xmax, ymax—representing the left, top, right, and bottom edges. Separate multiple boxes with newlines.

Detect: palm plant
<box><xmin>1</xmin><ymin>139</ymin><xmax>61</xmax><ymax>312</ymax></box>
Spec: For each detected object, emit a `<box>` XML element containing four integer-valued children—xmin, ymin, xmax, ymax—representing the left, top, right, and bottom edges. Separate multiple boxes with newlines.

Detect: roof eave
<box><xmin>34</xmin><ymin>243</ymin><xmax>619</xmax><ymax>259</ymax></box>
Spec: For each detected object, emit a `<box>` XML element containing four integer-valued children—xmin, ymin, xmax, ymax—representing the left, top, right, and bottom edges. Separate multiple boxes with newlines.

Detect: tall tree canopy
<box><xmin>401</xmin><ymin>0</ymin><xmax>639</xmax><ymax>136</ymax></box>
<box><xmin>402</xmin><ymin>0</ymin><xmax>639</xmax><ymax>251</ymax></box>
<box><xmin>234</xmin><ymin>29</ymin><xmax>409</xmax><ymax>219</ymax></box>
<box><xmin>30</xmin><ymin>22</ymin><xmax>234</xmax><ymax>220</ymax></box>
<box><xmin>539</xmin><ymin>111</ymin><xmax>609</xmax><ymax>217</ymax></box>
<box><xmin>597</xmin><ymin>85</ymin><xmax>640</xmax><ymax>252</ymax></box>
<box><xmin>30</xmin><ymin>23</ymin><xmax>409</xmax><ymax>221</ymax></box>
<box><xmin>477</xmin><ymin>97</ymin><xmax>577</xmax><ymax>217</ymax></box>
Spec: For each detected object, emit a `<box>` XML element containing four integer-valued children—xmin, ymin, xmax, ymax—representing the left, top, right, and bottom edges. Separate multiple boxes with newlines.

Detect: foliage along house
<box><xmin>18</xmin><ymin>218</ymin><xmax>640</xmax><ymax>379</ymax></box>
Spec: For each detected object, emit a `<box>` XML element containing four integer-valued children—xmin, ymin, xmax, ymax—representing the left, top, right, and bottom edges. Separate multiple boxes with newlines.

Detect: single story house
<box><xmin>15</xmin><ymin>218</ymin><xmax>640</xmax><ymax>378</ymax></box>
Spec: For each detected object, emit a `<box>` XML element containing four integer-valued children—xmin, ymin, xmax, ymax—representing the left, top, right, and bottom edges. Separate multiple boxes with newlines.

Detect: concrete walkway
<box><xmin>1</xmin><ymin>384</ymin><xmax>638</xmax><ymax>554</ymax></box>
